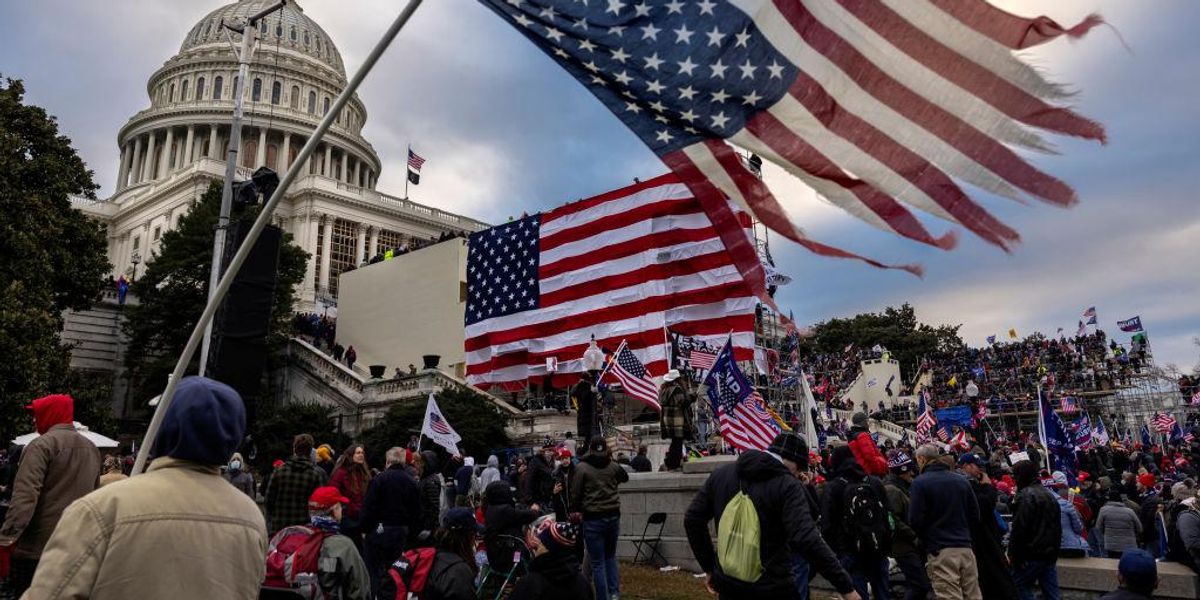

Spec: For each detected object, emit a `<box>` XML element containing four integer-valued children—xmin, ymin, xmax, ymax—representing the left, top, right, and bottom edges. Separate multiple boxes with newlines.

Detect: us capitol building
<box><xmin>73</xmin><ymin>0</ymin><xmax>488</xmax><ymax>311</ymax></box>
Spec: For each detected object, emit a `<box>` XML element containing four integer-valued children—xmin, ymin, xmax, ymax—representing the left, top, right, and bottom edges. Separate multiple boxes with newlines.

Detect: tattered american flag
<box><xmin>480</xmin><ymin>0</ymin><xmax>1105</xmax><ymax>299</ymax></box>
<box><xmin>464</xmin><ymin>175</ymin><xmax>755</xmax><ymax>390</ymax></box>
<box><xmin>915</xmin><ymin>390</ymin><xmax>935</xmax><ymax>444</ymax></box>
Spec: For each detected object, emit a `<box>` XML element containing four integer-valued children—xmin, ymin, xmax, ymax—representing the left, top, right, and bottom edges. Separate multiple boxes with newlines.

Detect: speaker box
<box><xmin>207</xmin><ymin>221</ymin><xmax>282</xmax><ymax>426</ymax></box>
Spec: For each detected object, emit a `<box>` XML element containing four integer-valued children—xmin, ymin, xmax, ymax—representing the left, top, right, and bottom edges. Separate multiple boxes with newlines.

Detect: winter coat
<box><xmin>1010</xmin><ymin>483</ymin><xmax>1062</xmax><ymax>563</ymax></box>
<box><xmin>361</xmin><ymin>463</ymin><xmax>421</xmax><ymax>534</ymax></box>
<box><xmin>266</xmin><ymin>457</ymin><xmax>324</xmax><ymax>533</ymax></box>
<box><xmin>909</xmin><ymin>461</ymin><xmax>978</xmax><ymax>552</ymax></box>
<box><xmin>630</xmin><ymin>453</ymin><xmax>652</xmax><ymax>473</ymax></box>
<box><xmin>1096</xmin><ymin>501</ymin><xmax>1142</xmax><ymax>553</ymax></box>
<box><xmin>657</xmin><ymin>380</ymin><xmax>693</xmax><ymax>440</ymax></box>
<box><xmin>1138</xmin><ymin>492</ymin><xmax>1164</xmax><ymax>544</ymax></box>
<box><xmin>483</xmin><ymin>482</ymin><xmax>538</xmax><ymax>540</ymax></box>
<box><xmin>329</xmin><ymin>466</ymin><xmax>369</xmax><ymax>520</ymax></box>
<box><xmin>317</xmin><ymin>532</ymin><xmax>371</xmax><ymax>600</ymax></box>
<box><xmin>0</xmin><ymin>418</ymin><xmax>101</xmax><ymax>560</ymax></box>
<box><xmin>224</xmin><ymin>469</ymin><xmax>256</xmax><ymax>499</ymax></box>
<box><xmin>684</xmin><ymin>450</ymin><xmax>854</xmax><ymax>598</ymax></box>
<box><xmin>820</xmin><ymin>455</ymin><xmax>889</xmax><ymax>557</ymax></box>
<box><xmin>847</xmin><ymin>430</ymin><xmax>889</xmax><ymax>477</ymax></box>
<box><xmin>1176</xmin><ymin>508</ymin><xmax>1200</xmax><ymax>569</ymax></box>
<box><xmin>883</xmin><ymin>474</ymin><xmax>919</xmax><ymax>557</ymax></box>
<box><xmin>1056</xmin><ymin>494</ymin><xmax>1088</xmax><ymax>551</ymax></box>
<box><xmin>508</xmin><ymin>551</ymin><xmax>593</xmax><ymax>600</ymax></box>
<box><xmin>480</xmin><ymin>455</ymin><xmax>502</xmax><ymax>491</ymax></box>
<box><xmin>523</xmin><ymin>455</ymin><xmax>556</xmax><ymax>506</ymax></box>
<box><xmin>423</xmin><ymin>550</ymin><xmax>477</xmax><ymax>600</ymax></box>
<box><xmin>23</xmin><ymin>458</ymin><xmax>267</xmax><ymax>600</ymax></box>
<box><xmin>419</xmin><ymin>473</ymin><xmax>444</xmax><ymax>535</ymax></box>
<box><xmin>571</xmin><ymin>453</ymin><xmax>629</xmax><ymax>520</ymax></box>
<box><xmin>969</xmin><ymin>478</ymin><xmax>1019</xmax><ymax>600</ymax></box>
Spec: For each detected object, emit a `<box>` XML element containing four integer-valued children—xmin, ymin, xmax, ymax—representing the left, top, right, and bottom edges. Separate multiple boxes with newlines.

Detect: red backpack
<box><xmin>381</xmin><ymin>547</ymin><xmax>438</xmax><ymax>599</ymax></box>
<box><xmin>264</xmin><ymin>525</ymin><xmax>333</xmax><ymax>599</ymax></box>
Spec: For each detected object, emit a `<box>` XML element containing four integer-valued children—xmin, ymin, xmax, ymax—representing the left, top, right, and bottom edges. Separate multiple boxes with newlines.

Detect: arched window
<box><xmin>307</xmin><ymin>91</ymin><xmax>316</xmax><ymax>114</ymax></box>
<box><xmin>290</xmin><ymin>26</ymin><xmax>297</xmax><ymax>42</ymax></box>
<box><xmin>181</xmin><ymin>79</ymin><xmax>189</xmax><ymax>101</ymax></box>
<box><xmin>266</xmin><ymin>144</ymin><xmax>279</xmax><ymax>170</ymax></box>
<box><xmin>196</xmin><ymin>77</ymin><xmax>206</xmax><ymax>101</ymax></box>
<box><xmin>242</xmin><ymin>140</ymin><xmax>257</xmax><ymax>168</ymax></box>
<box><xmin>169</xmin><ymin>83</ymin><xmax>176</xmax><ymax>102</ymax></box>
<box><xmin>271</xmin><ymin>81</ymin><xmax>281</xmax><ymax>105</ymax></box>
<box><xmin>290</xmin><ymin>85</ymin><xmax>300</xmax><ymax>110</ymax></box>
<box><xmin>252</xmin><ymin>78</ymin><xmax>262</xmax><ymax>102</ymax></box>
<box><xmin>304</xmin><ymin>30</ymin><xmax>310</xmax><ymax>46</ymax></box>
<box><xmin>259</xmin><ymin>20</ymin><xmax>268</xmax><ymax>35</ymax></box>
<box><xmin>213</xmin><ymin>76</ymin><xmax>223</xmax><ymax>99</ymax></box>
<box><xmin>323</xmin><ymin>97</ymin><xmax>330</xmax><ymax>115</ymax></box>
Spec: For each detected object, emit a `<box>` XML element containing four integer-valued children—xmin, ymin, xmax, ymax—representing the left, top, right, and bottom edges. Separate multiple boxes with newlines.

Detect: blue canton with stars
<box><xmin>466</xmin><ymin>214</ymin><xmax>541</xmax><ymax>326</ymax></box>
<box><xmin>703</xmin><ymin>339</ymin><xmax>752</xmax><ymax>415</ymax></box>
<box><xmin>478</xmin><ymin>0</ymin><xmax>800</xmax><ymax>155</ymax></box>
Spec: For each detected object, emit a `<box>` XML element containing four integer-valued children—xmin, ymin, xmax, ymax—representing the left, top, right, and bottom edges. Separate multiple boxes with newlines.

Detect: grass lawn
<box><xmin>619</xmin><ymin>562</ymin><xmax>709</xmax><ymax>600</ymax></box>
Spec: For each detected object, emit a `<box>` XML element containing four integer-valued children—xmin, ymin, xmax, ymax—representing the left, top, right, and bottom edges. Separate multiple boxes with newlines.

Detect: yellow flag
<box><xmin>1008</xmin><ymin>328</ymin><xmax>1018</xmax><ymax>339</ymax></box>
<box><xmin>947</xmin><ymin>375</ymin><xmax>958</xmax><ymax>388</ymax></box>
<box><xmin>765</xmin><ymin>402</ymin><xmax>792</xmax><ymax>432</ymax></box>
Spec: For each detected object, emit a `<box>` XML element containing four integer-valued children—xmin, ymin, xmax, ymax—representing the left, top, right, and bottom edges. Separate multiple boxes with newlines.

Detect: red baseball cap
<box><xmin>308</xmin><ymin>486</ymin><xmax>349</xmax><ymax>510</ymax></box>
<box><xmin>1137</xmin><ymin>473</ymin><xmax>1156</xmax><ymax>489</ymax></box>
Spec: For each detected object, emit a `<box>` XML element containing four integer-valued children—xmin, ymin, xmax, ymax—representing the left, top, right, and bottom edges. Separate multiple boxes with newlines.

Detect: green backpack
<box><xmin>717</xmin><ymin>486</ymin><xmax>763</xmax><ymax>583</ymax></box>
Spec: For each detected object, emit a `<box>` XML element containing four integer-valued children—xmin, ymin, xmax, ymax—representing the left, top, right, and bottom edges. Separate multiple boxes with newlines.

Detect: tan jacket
<box><xmin>23</xmin><ymin>457</ymin><xmax>268</xmax><ymax>600</ymax></box>
<box><xmin>0</xmin><ymin>423</ymin><xmax>101</xmax><ymax>559</ymax></box>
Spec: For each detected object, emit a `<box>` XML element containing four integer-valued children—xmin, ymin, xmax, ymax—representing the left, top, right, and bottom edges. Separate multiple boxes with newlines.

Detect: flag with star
<box><xmin>478</xmin><ymin>0</ymin><xmax>1106</xmax><ymax>298</ymax></box>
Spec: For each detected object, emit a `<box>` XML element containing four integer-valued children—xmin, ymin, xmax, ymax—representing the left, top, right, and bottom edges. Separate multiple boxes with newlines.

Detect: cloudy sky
<box><xmin>2</xmin><ymin>0</ymin><xmax>1196</xmax><ymax>371</ymax></box>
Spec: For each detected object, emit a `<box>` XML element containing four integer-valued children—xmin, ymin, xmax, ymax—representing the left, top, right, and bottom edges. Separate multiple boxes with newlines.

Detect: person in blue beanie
<box><xmin>1099</xmin><ymin>549</ymin><xmax>1158</xmax><ymax>600</ymax></box>
<box><xmin>22</xmin><ymin>376</ymin><xmax>269</xmax><ymax>599</ymax></box>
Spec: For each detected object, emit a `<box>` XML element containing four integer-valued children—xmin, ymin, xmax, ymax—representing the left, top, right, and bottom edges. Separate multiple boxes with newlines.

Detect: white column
<box><xmin>208</xmin><ymin>126</ymin><xmax>219</xmax><ymax>159</ymax></box>
<box><xmin>183</xmin><ymin>125</ymin><xmax>195</xmax><ymax>166</ymax></box>
<box><xmin>300</xmin><ymin>213</ymin><xmax>317</xmax><ymax>299</ymax></box>
<box><xmin>129</xmin><ymin>137</ymin><xmax>143</xmax><ymax>185</ymax></box>
<box><xmin>116</xmin><ymin>143</ymin><xmax>131</xmax><ymax>191</ymax></box>
<box><xmin>159</xmin><ymin>127</ymin><xmax>174</xmax><ymax>175</ymax></box>
<box><xmin>368</xmin><ymin>226</ymin><xmax>379</xmax><ymax>259</ymax></box>
<box><xmin>318</xmin><ymin>215</ymin><xmax>333</xmax><ymax>295</ymax></box>
<box><xmin>282</xmin><ymin>132</ymin><xmax>292</xmax><ymax>172</ymax></box>
<box><xmin>355</xmin><ymin>224</ymin><xmax>366</xmax><ymax>265</ymax></box>
<box><xmin>256</xmin><ymin>128</ymin><xmax>267</xmax><ymax>168</ymax></box>
<box><xmin>323</xmin><ymin>145</ymin><xmax>332</xmax><ymax>177</ymax></box>
<box><xmin>352</xmin><ymin>159</ymin><xmax>361</xmax><ymax>187</ymax></box>
<box><xmin>339</xmin><ymin>152</ymin><xmax>347</xmax><ymax>182</ymax></box>
<box><xmin>142</xmin><ymin>132</ymin><xmax>157</xmax><ymax>181</ymax></box>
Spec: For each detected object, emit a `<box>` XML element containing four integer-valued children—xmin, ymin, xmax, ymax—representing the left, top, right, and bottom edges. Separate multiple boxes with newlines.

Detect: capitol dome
<box><xmin>182</xmin><ymin>0</ymin><xmax>345</xmax><ymax>77</ymax></box>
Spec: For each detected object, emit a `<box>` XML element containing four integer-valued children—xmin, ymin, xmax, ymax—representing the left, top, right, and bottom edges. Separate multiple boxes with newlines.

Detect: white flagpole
<box><xmin>133</xmin><ymin>0</ymin><xmax>426</xmax><ymax>475</ymax></box>
<box><xmin>1037</xmin><ymin>384</ymin><xmax>1051</xmax><ymax>472</ymax></box>
<box><xmin>799</xmin><ymin>369</ymin><xmax>819</xmax><ymax>449</ymax></box>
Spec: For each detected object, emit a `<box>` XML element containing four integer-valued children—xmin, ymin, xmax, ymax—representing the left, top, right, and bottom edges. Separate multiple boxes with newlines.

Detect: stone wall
<box><xmin>614</xmin><ymin>457</ymin><xmax>1200</xmax><ymax>599</ymax></box>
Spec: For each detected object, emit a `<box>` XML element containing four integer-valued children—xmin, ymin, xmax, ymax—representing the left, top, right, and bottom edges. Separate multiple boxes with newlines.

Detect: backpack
<box><xmin>717</xmin><ymin>484</ymin><xmax>763</xmax><ymax>583</ymax></box>
<box><xmin>1165</xmin><ymin>503</ymin><xmax>1197</xmax><ymax>567</ymax></box>
<box><xmin>264</xmin><ymin>525</ymin><xmax>332</xmax><ymax>599</ymax></box>
<box><xmin>840</xmin><ymin>478</ymin><xmax>892</xmax><ymax>557</ymax></box>
<box><xmin>381</xmin><ymin>547</ymin><xmax>438</xmax><ymax>599</ymax></box>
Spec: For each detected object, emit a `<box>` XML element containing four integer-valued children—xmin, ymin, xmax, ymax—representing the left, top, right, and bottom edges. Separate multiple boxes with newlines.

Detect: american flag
<box><xmin>936</xmin><ymin>424</ymin><xmax>951</xmax><ymax>443</ymax></box>
<box><xmin>1153</xmin><ymin>412</ymin><xmax>1178</xmax><ymax>434</ymax></box>
<box><xmin>1060</xmin><ymin>396</ymin><xmax>1078</xmax><ymax>414</ymax></box>
<box><xmin>464</xmin><ymin>175</ymin><xmax>755</xmax><ymax>390</ymax></box>
<box><xmin>428</xmin><ymin>412</ymin><xmax>453</xmax><ymax>435</ymax></box>
<box><xmin>689</xmin><ymin>349</ymin><xmax>717</xmax><ymax>370</ymax></box>
<box><xmin>949</xmin><ymin>429</ymin><xmax>970</xmax><ymax>451</ymax></box>
<box><xmin>704</xmin><ymin>337</ymin><xmax>779</xmax><ymax>451</ymax></box>
<box><xmin>605</xmin><ymin>341</ymin><xmax>662</xmax><ymax>410</ymax></box>
<box><xmin>479</xmin><ymin>0</ymin><xmax>1104</xmax><ymax>298</ymax></box>
<box><xmin>407</xmin><ymin>148</ymin><xmax>426</xmax><ymax>172</ymax></box>
<box><xmin>915</xmin><ymin>390</ymin><xmax>935</xmax><ymax>444</ymax></box>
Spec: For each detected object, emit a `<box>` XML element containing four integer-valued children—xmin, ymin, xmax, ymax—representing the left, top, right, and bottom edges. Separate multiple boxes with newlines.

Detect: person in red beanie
<box><xmin>1136</xmin><ymin>473</ymin><xmax>1166</xmax><ymax>558</ymax></box>
<box><xmin>0</xmin><ymin>394</ymin><xmax>101</xmax><ymax>596</ymax></box>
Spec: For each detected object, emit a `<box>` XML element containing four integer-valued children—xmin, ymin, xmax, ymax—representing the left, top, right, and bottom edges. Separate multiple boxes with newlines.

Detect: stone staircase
<box><xmin>62</xmin><ymin>290</ymin><xmax>128</xmax><ymax>372</ymax></box>
<box><xmin>829</xmin><ymin>406</ymin><xmax>919</xmax><ymax>443</ymax></box>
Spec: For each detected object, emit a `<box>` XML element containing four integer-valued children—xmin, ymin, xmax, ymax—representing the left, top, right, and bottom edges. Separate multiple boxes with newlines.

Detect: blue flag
<box><xmin>1038</xmin><ymin>389</ymin><xmax>1078</xmax><ymax>483</ymax></box>
<box><xmin>986</xmin><ymin>335</ymin><xmax>996</xmax><ymax>345</ymax></box>
<box><xmin>1141</xmin><ymin>424</ymin><xmax>1152</xmax><ymax>448</ymax></box>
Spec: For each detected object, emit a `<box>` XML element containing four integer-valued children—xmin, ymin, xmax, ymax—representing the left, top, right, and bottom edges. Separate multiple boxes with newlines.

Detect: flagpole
<box><xmin>404</xmin><ymin>144</ymin><xmax>411</xmax><ymax>200</ymax></box>
<box><xmin>1036</xmin><ymin>384</ymin><xmax>1051</xmax><ymax>472</ymax></box>
<box><xmin>596</xmin><ymin>340</ymin><xmax>625</xmax><ymax>385</ymax></box>
<box><xmin>132</xmin><ymin>0</ymin><xmax>426</xmax><ymax>475</ymax></box>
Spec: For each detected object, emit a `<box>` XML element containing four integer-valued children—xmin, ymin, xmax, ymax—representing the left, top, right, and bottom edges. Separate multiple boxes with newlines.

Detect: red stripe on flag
<box><xmin>539</xmin><ymin>199</ymin><xmax>702</xmax><ymax>252</ymax></box>
<box><xmin>540</xmin><ymin>251</ymin><xmax>745</xmax><ymax>308</ymax></box>
<box><xmin>539</xmin><ymin>226</ymin><xmax>732</xmax><ymax>280</ymax></box>
<box><xmin>928</xmin><ymin>0</ymin><xmax>1105</xmax><ymax>50</ymax></box>
<box><xmin>541</xmin><ymin>173</ymin><xmax>682</xmax><ymax>225</ymax></box>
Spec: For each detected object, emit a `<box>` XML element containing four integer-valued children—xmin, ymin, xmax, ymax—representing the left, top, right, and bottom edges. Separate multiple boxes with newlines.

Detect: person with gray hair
<box><xmin>909</xmin><ymin>444</ymin><xmax>982</xmax><ymax>600</ymax></box>
<box><xmin>361</xmin><ymin>446</ymin><xmax>421</xmax><ymax>597</ymax></box>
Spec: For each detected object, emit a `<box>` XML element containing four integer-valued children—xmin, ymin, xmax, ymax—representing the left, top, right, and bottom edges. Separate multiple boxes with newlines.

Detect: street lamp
<box><xmin>130</xmin><ymin>252</ymin><xmax>142</xmax><ymax>281</ymax></box>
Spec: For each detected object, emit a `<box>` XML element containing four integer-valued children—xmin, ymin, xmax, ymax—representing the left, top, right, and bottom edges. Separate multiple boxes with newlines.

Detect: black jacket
<box><xmin>909</xmin><ymin>461</ymin><xmax>978</xmax><ymax>552</ymax></box>
<box><xmin>1010</xmin><ymin>466</ymin><xmax>1062</xmax><ymax>564</ymax></box>
<box><xmin>820</xmin><ymin>456</ymin><xmax>890</xmax><ymax>557</ymax></box>
<box><xmin>523</xmin><ymin>455</ymin><xmax>556</xmax><ymax>506</ymax></box>
<box><xmin>684</xmin><ymin>450</ymin><xmax>854</xmax><ymax>598</ymax></box>
<box><xmin>508</xmin><ymin>551</ymin><xmax>593</xmax><ymax>600</ymax></box>
<box><xmin>629</xmin><ymin>454</ymin><xmax>652</xmax><ymax>473</ymax></box>
<box><xmin>423</xmin><ymin>550</ymin><xmax>477</xmax><ymax>600</ymax></box>
<box><xmin>1139</xmin><ymin>491</ymin><xmax>1163</xmax><ymax>544</ymax></box>
<box><xmin>361</xmin><ymin>463</ymin><xmax>421</xmax><ymax>533</ymax></box>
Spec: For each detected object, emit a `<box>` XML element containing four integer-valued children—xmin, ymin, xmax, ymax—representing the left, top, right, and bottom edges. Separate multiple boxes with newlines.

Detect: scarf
<box><xmin>310</xmin><ymin>515</ymin><xmax>341</xmax><ymax>533</ymax></box>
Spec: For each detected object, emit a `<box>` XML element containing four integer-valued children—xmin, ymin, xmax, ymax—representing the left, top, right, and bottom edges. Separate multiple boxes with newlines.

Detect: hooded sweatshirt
<box><xmin>480</xmin><ymin>455</ymin><xmax>502</xmax><ymax>491</ymax></box>
<box><xmin>570</xmin><ymin>452</ymin><xmax>629</xmax><ymax>520</ymax></box>
<box><xmin>30</xmin><ymin>394</ymin><xmax>74</xmax><ymax>434</ymax></box>
<box><xmin>152</xmin><ymin>376</ymin><xmax>245</xmax><ymax>465</ymax></box>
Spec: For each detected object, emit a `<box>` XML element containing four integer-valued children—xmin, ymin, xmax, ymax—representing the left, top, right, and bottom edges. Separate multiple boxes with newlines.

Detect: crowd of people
<box><xmin>291</xmin><ymin>313</ymin><xmax>359</xmax><ymax>371</ymax></box>
<box><xmin>364</xmin><ymin>230</ymin><xmax>470</xmax><ymax>266</ymax></box>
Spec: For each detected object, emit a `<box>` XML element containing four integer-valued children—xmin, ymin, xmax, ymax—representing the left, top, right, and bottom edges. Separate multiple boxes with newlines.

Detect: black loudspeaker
<box><xmin>207</xmin><ymin>221</ymin><xmax>282</xmax><ymax>426</ymax></box>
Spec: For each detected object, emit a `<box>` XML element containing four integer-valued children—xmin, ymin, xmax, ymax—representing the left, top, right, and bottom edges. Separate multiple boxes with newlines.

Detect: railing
<box><xmin>829</xmin><ymin>407</ymin><xmax>919</xmax><ymax>442</ymax></box>
<box><xmin>290</xmin><ymin>337</ymin><xmax>364</xmax><ymax>396</ymax></box>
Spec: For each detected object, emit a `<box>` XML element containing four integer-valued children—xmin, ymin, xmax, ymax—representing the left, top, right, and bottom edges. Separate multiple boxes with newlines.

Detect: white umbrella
<box><xmin>12</xmin><ymin>422</ymin><xmax>120</xmax><ymax>449</ymax></box>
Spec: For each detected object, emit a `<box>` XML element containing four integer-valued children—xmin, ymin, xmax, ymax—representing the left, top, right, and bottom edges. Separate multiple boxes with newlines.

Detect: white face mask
<box><xmin>229</xmin><ymin>460</ymin><xmax>242</xmax><ymax>471</ymax></box>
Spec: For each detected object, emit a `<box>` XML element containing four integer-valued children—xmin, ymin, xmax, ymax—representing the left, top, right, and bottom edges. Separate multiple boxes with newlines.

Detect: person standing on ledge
<box><xmin>657</xmin><ymin>369</ymin><xmax>694</xmax><ymax>472</ymax></box>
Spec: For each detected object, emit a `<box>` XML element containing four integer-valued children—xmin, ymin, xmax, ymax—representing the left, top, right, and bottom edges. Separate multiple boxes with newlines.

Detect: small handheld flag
<box><xmin>421</xmin><ymin>393</ymin><xmax>462</xmax><ymax>455</ymax></box>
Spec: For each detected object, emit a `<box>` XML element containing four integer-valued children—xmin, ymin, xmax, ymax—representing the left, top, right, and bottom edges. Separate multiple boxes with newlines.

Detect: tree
<box><xmin>252</xmin><ymin>401</ymin><xmax>350</xmax><ymax>470</ymax></box>
<box><xmin>806</xmin><ymin>303</ymin><xmax>963</xmax><ymax>377</ymax></box>
<box><xmin>122</xmin><ymin>181</ymin><xmax>308</xmax><ymax>420</ymax></box>
<box><xmin>0</xmin><ymin>77</ymin><xmax>109</xmax><ymax>441</ymax></box>
<box><xmin>358</xmin><ymin>387</ymin><xmax>511</xmax><ymax>468</ymax></box>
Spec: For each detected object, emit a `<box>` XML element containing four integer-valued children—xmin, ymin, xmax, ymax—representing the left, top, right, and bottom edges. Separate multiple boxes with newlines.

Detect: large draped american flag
<box><xmin>464</xmin><ymin>175</ymin><xmax>756</xmax><ymax>390</ymax></box>
<box><xmin>478</xmin><ymin>0</ymin><xmax>1105</xmax><ymax>298</ymax></box>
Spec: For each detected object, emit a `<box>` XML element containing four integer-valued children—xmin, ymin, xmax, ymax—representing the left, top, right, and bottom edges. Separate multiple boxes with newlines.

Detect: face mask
<box><xmin>229</xmin><ymin>460</ymin><xmax>242</xmax><ymax>471</ymax></box>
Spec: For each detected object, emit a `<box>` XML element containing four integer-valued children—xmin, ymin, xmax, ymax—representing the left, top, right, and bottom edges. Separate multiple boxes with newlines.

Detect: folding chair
<box><xmin>476</xmin><ymin>534</ymin><xmax>531</xmax><ymax>600</ymax></box>
<box><xmin>631</xmin><ymin>512</ymin><xmax>668</xmax><ymax>566</ymax></box>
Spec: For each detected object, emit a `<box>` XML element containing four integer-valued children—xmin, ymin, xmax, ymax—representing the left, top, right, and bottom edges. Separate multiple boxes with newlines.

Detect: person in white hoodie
<box><xmin>480</xmin><ymin>455</ymin><xmax>502</xmax><ymax>492</ymax></box>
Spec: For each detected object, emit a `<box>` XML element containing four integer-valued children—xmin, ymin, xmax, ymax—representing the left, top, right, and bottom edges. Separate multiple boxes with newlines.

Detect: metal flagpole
<box><xmin>200</xmin><ymin>0</ymin><xmax>286</xmax><ymax>376</ymax></box>
<box><xmin>133</xmin><ymin>0</ymin><xmax>426</xmax><ymax>475</ymax></box>
<box><xmin>404</xmin><ymin>144</ymin><xmax>411</xmax><ymax>199</ymax></box>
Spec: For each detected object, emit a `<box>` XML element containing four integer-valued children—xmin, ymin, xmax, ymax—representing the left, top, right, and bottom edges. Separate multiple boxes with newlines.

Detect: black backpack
<box><xmin>1165</xmin><ymin>503</ymin><xmax>1195</xmax><ymax>568</ymax></box>
<box><xmin>840</xmin><ymin>477</ymin><xmax>892</xmax><ymax>557</ymax></box>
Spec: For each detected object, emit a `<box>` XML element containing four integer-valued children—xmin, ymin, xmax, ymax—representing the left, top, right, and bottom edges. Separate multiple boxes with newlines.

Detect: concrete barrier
<box><xmin>614</xmin><ymin>457</ymin><xmax>1200</xmax><ymax>599</ymax></box>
